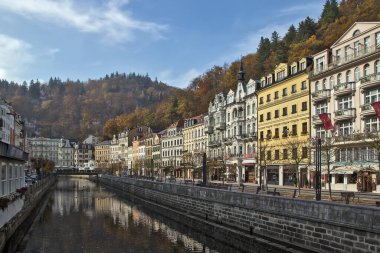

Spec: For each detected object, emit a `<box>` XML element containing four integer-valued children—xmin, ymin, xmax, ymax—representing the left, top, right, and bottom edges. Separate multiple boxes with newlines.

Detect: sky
<box><xmin>0</xmin><ymin>0</ymin><xmax>325</xmax><ymax>88</ymax></box>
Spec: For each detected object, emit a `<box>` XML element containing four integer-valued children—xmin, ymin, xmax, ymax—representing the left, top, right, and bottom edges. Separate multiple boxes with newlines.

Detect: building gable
<box><xmin>332</xmin><ymin>22</ymin><xmax>380</xmax><ymax>47</ymax></box>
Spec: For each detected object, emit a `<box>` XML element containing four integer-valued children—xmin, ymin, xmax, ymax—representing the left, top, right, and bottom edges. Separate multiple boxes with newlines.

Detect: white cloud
<box><xmin>279</xmin><ymin>2</ymin><xmax>324</xmax><ymax>16</ymax></box>
<box><xmin>158</xmin><ymin>68</ymin><xmax>201</xmax><ymax>88</ymax></box>
<box><xmin>0</xmin><ymin>0</ymin><xmax>168</xmax><ymax>43</ymax></box>
<box><xmin>0</xmin><ymin>34</ymin><xmax>34</xmax><ymax>82</ymax></box>
<box><xmin>47</xmin><ymin>48</ymin><xmax>60</xmax><ymax>57</ymax></box>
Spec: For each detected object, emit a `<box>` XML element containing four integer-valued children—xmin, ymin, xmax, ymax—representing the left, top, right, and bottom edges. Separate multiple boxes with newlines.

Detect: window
<box><xmin>275</xmin><ymin>150</ymin><xmax>280</xmax><ymax>160</ymax></box>
<box><xmin>336</xmin><ymin>49</ymin><xmax>341</xmax><ymax>65</ymax></box>
<box><xmin>322</xmin><ymin>79</ymin><xmax>327</xmax><ymax>90</ymax></box>
<box><xmin>291</xmin><ymin>104</ymin><xmax>297</xmax><ymax>114</ymax></box>
<box><xmin>338</xmin><ymin>121</ymin><xmax>353</xmax><ymax>136</ymax></box>
<box><xmin>354</xmin><ymin>67</ymin><xmax>360</xmax><ymax>82</ymax></box>
<box><xmin>329</xmin><ymin>76</ymin><xmax>335</xmax><ymax>89</ymax></box>
<box><xmin>291</xmin><ymin>124</ymin><xmax>297</xmax><ymax>135</ymax></box>
<box><xmin>316</xmin><ymin>56</ymin><xmax>325</xmax><ymax>72</ymax></box>
<box><xmin>337</xmin><ymin>73</ymin><xmax>342</xmax><ymax>85</ymax></box>
<box><xmin>354</xmin><ymin>41</ymin><xmax>360</xmax><ymax>57</ymax></box>
<box><xmin>338</xmin><ymin>96</ymin><xmax>352</xmax><ymax>110</ymax></box>
<box><xmin>267</xmin><ymin>151</ymin><xmax>271</xmax><ymax>161</ymax></box>
<box><xmin>300</xmin><ymin>62</ymin><xmax>306</xmax><ymax>70</ymax></box>
<box><xmin>376</xmin><ymin>32</ymin><xmax>380</xmax><ymax>47</ymax></box>
<box><xmin>227</xmin><ymin>113</ymin><xmax>230</xmax><ymax>122</ymax></box>
<box><xmin>345</xmin><ymin>45</ymin><xmax>350</xmax><ymax>61</ymax></box>
<box><xmin>292</xmin><ymin>66</ymin><xmax>297</xmax><ymax>74</ymax></box>
<box><xmin>274</xmin><ymin>110</ymin><xmax>279</xmax><ymax>118</ymax></box>
<box><xmin>302</xmin><ymin>147</ymin><xmax>308</xmax><ymax>159</ymax></box>
<box><xmin>376</xmin><ymin>60</ymin><xmax>380</xmax><ymax>75</ymax></box>
<box><xmin>302</xmin><ymin>122</ymin><xmax>308</xmax><ymax>134</ymax></box>
<box><xmin>259</xmin><ymin>97</ymin><xmax>263</xmax><ymax>104</ymax></box>
<box><xmin>283</xmin><ymin>149</ymin><xmax>288</xmax><ymax>159</ymax></box>
<box><xmin>316</xmin><ymin>102</ymin><xmax>328</xmax><ymax>114</ymax></box>
<box><xmin>274</xmin><ymin>91</ymin><xmax>279</xmax><ymax>99</ymax></box>
<box><xmin>346</xmin><ymin>70</ymin><xmax>352</xmax><ymax>82</ymax></box>
<box><xmin>365</xmin><ymin>117</ymin><xmax>380</xmax><ymax>132</ymax></box>
<box><xmin>364</xmin><ymin>64</ymin><xmax>370</xmax><ymax>78</ymax></box>
<box><xmin>315</xmin><ymin>81</ymin><xmax>320</xmax><ymax>91</ymax></box>
<box><xmin>274</xmin><ymin>128</ymin><xmax>279</xmax><ymax>138</ymax></box>
<box><xmin>277</xmin><ymin>70</ymin><xmax>285</xmax><ymax>81</ymax></box>
<box><xmin>283</xmin><ymin>88</ymin><xmax>288</xmax><ymax>97</ymax></box>
<box><xmin>259</xmin><ymin>114</ymin><xmax>263</xmax><ymax>122</ymax></box>
<box><xmin>364</xmin><ymin>88</ymin><xmax>380</xmax><ymax>104</ymax></box>
<box><xmin>260</xmin><ymin>131</ymin><xmax>264</xmax><ymax>140</ymax></box>
<box><xmin>292</xmin><ymin>148</ymin><xmax>297</xmax><ymax>159</ymax></box>
<box><xmin>282</xmin><ymin>126</ymin><xmax>288</xmax><ymax>137</ymax></box>
<box><xmin>301</xmin><ymin>101</ymin><xmax>307</xmax><ymax>111</ymax></box>
<box><xmin>247</xmin><ymin>105</ymin><xmax>250</xmax><ymax>115</ymax></box>
<box><xmin>364</xmin><ymin>36</ymin><xmax>370</xmax><ymax>53</ymax></box>
<box><xmin>316</xmin><ymin>126</ymin><xmax>326</xmax><ymax>139</ymax></box>
<box><xmin>291</xmin><ymin>84</ymin><xmax>297</xmax><ymax>93</ymax></box>
<box><xmin>282</xmin><ymin>107</ymin><xmax>288</xmax><ymax>116</ymax></box>
<box><xmin>267</xmin><ymin>94</ymin><xmax>271</xmax><ymax>102</ymax></box>
<box><xmin>266</xmin><ymin>112</ymin><xmax>271</xmax><ymax>120</ymax></box>
<box><xmin>301</xmin><ymin>81</ymin><xmax>307</xmax><ymax>90</ymax></box>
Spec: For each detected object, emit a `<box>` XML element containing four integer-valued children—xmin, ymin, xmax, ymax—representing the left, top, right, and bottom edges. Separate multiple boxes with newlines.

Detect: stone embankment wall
<box><xmin>0</xmin><ymin>176</ymin><xmax>56</xmax><ymax>253</ymax></box>
<box><xmin>99</xmin><ymin>176</ymin><xmax>380</xmax><ymax>253</ymax></box>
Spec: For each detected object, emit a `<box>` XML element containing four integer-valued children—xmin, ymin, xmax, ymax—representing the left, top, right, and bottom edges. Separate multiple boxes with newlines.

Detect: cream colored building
<box><xmin>95</xmin><ymin>140</ymin><xmax>111</xmax><ymax>169</ymax></box>
<box><xmin>310</xmin><ymin>22</ymin><xmax>380</xmax><ymax>192</ymax></box>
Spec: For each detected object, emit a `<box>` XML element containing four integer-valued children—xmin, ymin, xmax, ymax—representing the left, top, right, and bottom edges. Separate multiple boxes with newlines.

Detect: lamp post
<box><xmin>315</xmin><ymin>138</ymin><xmax>322</xmax><ymax>201</ymax></box>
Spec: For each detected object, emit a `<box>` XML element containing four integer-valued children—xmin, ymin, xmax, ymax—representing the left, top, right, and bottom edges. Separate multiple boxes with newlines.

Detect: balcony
<box><xmin>310</xmin><ymin>44</ymin><xmax>380</xmax><ymax>78</ymax></box>
<box><xmin>215</xmin><ymin>122</ymin><xmax>226</xmax><ymax>130</ymax></box>
<box><xmin>360</xmin><ymin>73</ymin><xmax>380</xmax><ymax>90</ymax></box>
<box><xmin>208</xmin><ymin>140</ymin><xmax>222</xmax><ymax>147</ymax></box>
<box><xmin>223</xmin><ymin>137</ymin><xmax>233</xmax><ymax>145</ymax></box>
<box><xmin>312</xmin><ymin>113</ymin><xmax>331</xmax><ymax>125</ymax></box>
<box><xmin>334</xmin><ymin>82</ymin><xmax>356</xmax><ymax>96</ymax></box>
<box><xmin>311</xmin><ymin>89</ymin><xmax>331</xmax><ymax>103</ymax></box>
<box><xmin>334</xmin><ymin>108</ymin><xmax>356</xmax><ymax>121</ymax></box>
<box><xmin>360</xmin><ymin>104</ymin><xmax>376</xmax><ymax>118</ymax></box>
<box><xmin>248</xmin><ymin>132</ymin><xmax>257</xmax><ymax>140</ymax></box>
<box><xmin>205</xmin><ymin>126</ymin><xmax>213</xmax><ymax>134</ymax></box>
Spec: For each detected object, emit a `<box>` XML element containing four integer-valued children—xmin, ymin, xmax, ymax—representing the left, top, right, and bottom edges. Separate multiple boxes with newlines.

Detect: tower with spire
<box><xmin>237</xmin><ymin>58</ymin><xmax>245</xmax><ymax>82</ymax></box>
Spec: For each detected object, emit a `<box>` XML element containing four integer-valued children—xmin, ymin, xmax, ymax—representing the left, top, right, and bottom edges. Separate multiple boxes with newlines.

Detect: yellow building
<box><xmin>95</xmin><ymin>140</ymin><xmax>111</xmax><ymax>169</ymax></box>
<box><xmin>257</xmin><ymin>58</ymin><xmax>312</xmax><ymax>187</ymax></box>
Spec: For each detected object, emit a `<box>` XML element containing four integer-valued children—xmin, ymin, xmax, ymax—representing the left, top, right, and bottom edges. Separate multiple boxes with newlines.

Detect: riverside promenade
<box><xmin>98</xmin><ymin>175</ymin><xmax>380</xmax><ymax>253</ymax></box>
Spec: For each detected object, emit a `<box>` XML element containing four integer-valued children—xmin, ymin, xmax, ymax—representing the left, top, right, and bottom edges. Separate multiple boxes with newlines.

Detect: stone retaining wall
<box><xmin>99</xmin><ymin>176</ymin><xmax>380</xmax><ymax>253</ymax></box>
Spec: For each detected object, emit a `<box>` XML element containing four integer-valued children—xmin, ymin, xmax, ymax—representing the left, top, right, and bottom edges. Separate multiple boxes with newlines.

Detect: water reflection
<box><xmin>20</xmin><ymin>177</ymin><xmax>223</xmax><ymax>253</ymax></box>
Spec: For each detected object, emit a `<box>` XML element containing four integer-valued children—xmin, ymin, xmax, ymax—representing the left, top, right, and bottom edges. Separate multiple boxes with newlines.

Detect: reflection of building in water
<box><xmin>94</xmin><ymin>195</ymin><xmax>132</xmax><ymax>228</ymax></box>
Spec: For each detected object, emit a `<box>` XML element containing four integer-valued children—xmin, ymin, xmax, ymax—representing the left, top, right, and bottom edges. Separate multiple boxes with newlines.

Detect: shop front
<box><xmin>266</xmin><ymin>165</ymin><xmax>279</xmax><ymax>185</ymax></box>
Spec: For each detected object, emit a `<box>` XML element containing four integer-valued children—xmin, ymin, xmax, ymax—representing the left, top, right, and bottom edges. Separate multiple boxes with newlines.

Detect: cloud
<box><xmin>0</xmin><ymin>0</ymin><xmax>168</xmax><ymax>43</ymax></box>
<box><xmin>0</xmin><ymin>34</ymin><xmax>34</xmax><ymax>82</ymax></box>
<box><xmin>279</xmin><ymin>2</ymin><xmax>324</xmax><ymax>16</ymax></box>
<box><xmin>47</xmin><ymin>48</ymin><xmax>60</xmax><ymax>57</ymax></box>
<box><xmin>158</xmin><ymin>68</ymin><xmax>201</xmax><ymax>88</ymax></box>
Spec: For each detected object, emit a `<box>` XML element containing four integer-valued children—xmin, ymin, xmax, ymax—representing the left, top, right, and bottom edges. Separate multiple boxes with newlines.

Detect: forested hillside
<box><xmin>1</xmin><ymin>0</ymin><xmax>379</xmax><ymax>140</ymax></box>
<box><xmin>0</xmin><ymin>73</ymin><xmax>177</xmax><ymax>139</ymax></box>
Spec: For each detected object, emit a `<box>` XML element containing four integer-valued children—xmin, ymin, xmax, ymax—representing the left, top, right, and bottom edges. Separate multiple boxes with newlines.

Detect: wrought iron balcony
<box><xmin>334</xmin><ymin>82</ymin><xmax>356</xmax><ymax>96</ymax></box>
<box><xmin>311</xmin><ymin>89</ymin><xmax>331</xmax><ymax>103</ymax></box>
<box><xmin>360</xmin><ymin>73</ymin><xmax>380</xmax><ymax>90</ymax></box>
<box><xmin>334</xmin><ymin>108</ymin><xmax>356</xmax><ymax>121</ymax></box>
<box><xmin>360</xmin><ymin>104</ymin><xmax>376</xmax><ymax>118</ymax></box>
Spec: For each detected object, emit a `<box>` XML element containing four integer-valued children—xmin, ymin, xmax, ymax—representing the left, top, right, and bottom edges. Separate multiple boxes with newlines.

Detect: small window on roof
<box><xmin>353</xmin><ymin>30</ymin><xmax>360</xmax><ymax>37</ymax></box>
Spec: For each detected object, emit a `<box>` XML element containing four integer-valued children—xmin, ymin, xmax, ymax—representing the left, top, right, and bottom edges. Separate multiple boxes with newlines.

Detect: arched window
<box><xmin>364</xmin><ymin>64</ymin><xmax>370</xmax><ymax>77</ymax></box>
<box><xmin>354</xmin><ymin>67</ymin><xmax>360</xmax><ymax>82</ymax></box>
<box><xmin>315</xmin><ymin>81</ymin><xmax>320</xmax><ymax>91</ymax></box>
<box><xmin>375</xmin><ymin>60</ymin><xmax>380</xmax><ymax>75</ymax></box>
<box><xmin>329</xmin><ymin>76</ymin><xmax>335</xmax><ymax>89</ymax></box>
<box><xmin>322</xmin><ymin>79</ymin><xmax>327</xmax><ymax>90</ymax></box>
<box><xmin>247</xmin><ymin>105</ymin><xmax>250</xmax><ymax>115</ymax></box>
<box><xmin>337</xmin><ymin>73</ymin><xmax>342</xmax><ymax>84</ymax></box>
<box><xmin>346</xmin><ymin>70</ymin><xmax>352</xmax><ymax>82</ymax></box>
<box><xmin>247</xmin><ymin>145</ymin><xmax>252</xmax><ymax>154</ymax></box>
<box><xmin>247</xmin><ymin>124</ymin><xmax>251</xmax><ymax>134</ymax></box>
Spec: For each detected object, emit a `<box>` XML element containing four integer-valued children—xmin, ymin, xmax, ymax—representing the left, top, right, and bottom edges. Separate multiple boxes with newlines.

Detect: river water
<box><xmin>19</xmin><ymin>177</ymin><xmax>252</xmax><ymax>253</ymax></box>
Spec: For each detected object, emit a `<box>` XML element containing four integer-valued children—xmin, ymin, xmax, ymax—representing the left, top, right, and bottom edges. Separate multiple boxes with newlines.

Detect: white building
<box><xmin>57</xmin><ymin>138</ymin><xmax>74</xmax><ymax>169</ymax></box>
<box><xmin>161</xmin><ymin>120</ymin><xmax>184</xmax><ymax>177</ymax></box>
<box><xmin>310</xmin><ymin>22</ymin><xmax>380</xmax><ymax>192</ymax></box>
<box><xmin>29</xmin><ymin>137</ymin><xmax>60</xmax><ymax>164</ymax></box>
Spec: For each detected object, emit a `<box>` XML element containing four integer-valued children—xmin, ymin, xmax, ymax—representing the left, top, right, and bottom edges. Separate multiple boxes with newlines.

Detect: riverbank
<box><xmin>0</xmin><ymin>176</ymin><xmax>56</xmax><ymax>253</ymax></box>
<box><xmin>96</xmin><ymin>175</ymin><xmax>380</xmax><ymax>253</ymax></box>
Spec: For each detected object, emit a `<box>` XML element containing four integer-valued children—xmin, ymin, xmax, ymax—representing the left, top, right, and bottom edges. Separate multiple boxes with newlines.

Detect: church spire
<box><xmin>237</xmin><ymin>58</ymin><xmax>245</xmax><ymax>82</ymax></box>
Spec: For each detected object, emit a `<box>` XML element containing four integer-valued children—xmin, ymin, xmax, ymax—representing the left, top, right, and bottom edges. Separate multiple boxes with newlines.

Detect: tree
<box><xmin>320</xmin><ymin>0</ymin><xmax>339</xmax><ymax>28</ymax></box>
<box><xmin>283</xmin><ymin>136</ymin><xmax>310</xmax><ymax>194</ymax></box>
<box><xmin>296</xmin><ymin>17</ymin><xmax>318</xmax><ymax>42</ymax></box>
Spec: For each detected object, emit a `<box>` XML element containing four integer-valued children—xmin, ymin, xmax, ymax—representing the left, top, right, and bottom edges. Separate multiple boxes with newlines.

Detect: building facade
<box><xmin>257</xmin><ymin>57</ymin><xmax>312</xmax><ymax>187</ymax></box>
<box><xmin>161</xmin><ymin>120</ymin><xmax>184</xmax><ymax>177</ymax></box>
<box><xmin>95</xmin><ymin>140</ymin><xmax>111</xmax><ymax>169</ymax></box>
<box><xmin>57</xmin><ymin>138</ymin><xmax>74</xmax><ymax>169</ymax></box>
<box><xmin>29</xmin><ymin>137</ymin><xmax>60</xmax><ymax>164</ymax></box>
<box><xmin>310</xmin><ymin>22</ymin><xmax>380</xmax><ymax>192</ymax></box>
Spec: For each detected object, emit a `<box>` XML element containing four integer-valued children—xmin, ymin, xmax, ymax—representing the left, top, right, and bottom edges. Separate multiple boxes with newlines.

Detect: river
<box><xmin>18</xmin><ymin>176</ymin><xmax>254</xmax><ymax>253</ymax></box>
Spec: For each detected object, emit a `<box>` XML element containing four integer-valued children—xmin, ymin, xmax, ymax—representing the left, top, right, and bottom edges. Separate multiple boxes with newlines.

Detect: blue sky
<box><xmin>0</xmin><ymin>0</ymin><xmax>325</xmax><ymax>88</ymax></box>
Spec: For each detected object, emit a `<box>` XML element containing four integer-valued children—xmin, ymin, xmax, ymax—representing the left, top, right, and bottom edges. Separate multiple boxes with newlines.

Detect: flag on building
<box><xmin>371</xmin><ymin>101</ymin><xmax>380</xmax><ymax>120</ymax></box>
<box><xmin>319</xmin><ymin>113</ymin><xmax>334</xmax><ymax>130</ymax></box>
